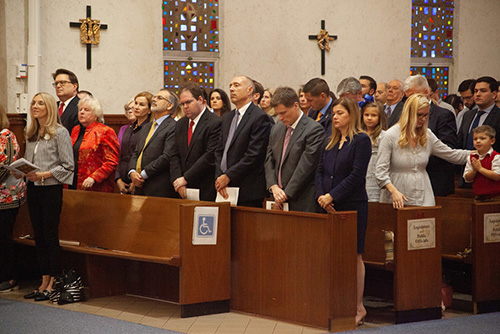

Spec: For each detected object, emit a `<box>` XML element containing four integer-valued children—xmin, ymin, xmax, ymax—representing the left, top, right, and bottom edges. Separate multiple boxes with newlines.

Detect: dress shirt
<box><xmin>317</xmin><ymin>97</ymin><xmax>333</xmax><ymax>118</ymax></box>
<box><xmin>189</xmin><ymin>108</ymin><xmax>206</xmax><ymax>133</ymax></box>
<box><xmin>236</xmin><ymin>102</ymin><xmax>252</xmax><ymax>127</ymax></box>
<box><xmin>463</xmin><ymin>147</ymin><xmax>500</xmax><ymax>181</ymax></box>
<box><xmin>468</xmin><ymin>103</ymin><xmax>495</xmax><ymax>133</ymax></box>
<box><xmin>59</xmin><ymin>95</ymin><xmax>77</xmax><ymax>114</ymax></box>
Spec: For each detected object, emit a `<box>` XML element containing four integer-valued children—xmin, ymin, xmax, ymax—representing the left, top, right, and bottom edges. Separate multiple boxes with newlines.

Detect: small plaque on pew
<box><xmin>484</xmin><ymin>213</ymin><xmax>500</xmax><ymax>243</ymax></box>
<box><xmin>407</xmin><ymin>218</ymin><xmax>436</xmax><ymax>250</ymax></box>
<box><xmin>192</xmin><ymin>207</ymin><xmax>219</xmax><ymax>245</ymax></box>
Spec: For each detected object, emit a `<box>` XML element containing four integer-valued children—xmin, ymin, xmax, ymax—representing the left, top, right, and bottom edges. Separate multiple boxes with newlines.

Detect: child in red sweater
<box><xmin>464</xmin><ymin>125</ymin><xmax>500</xmax><ymax>200</ymax></box>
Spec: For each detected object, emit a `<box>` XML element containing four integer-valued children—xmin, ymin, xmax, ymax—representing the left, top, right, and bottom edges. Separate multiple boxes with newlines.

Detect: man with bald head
<box><xmin>385</xmin><ymin>79</ymin><xmax>406</xmax><ymax>127</ymax></box>
<box><xmin>215</xmin><ymin>75</ymin><xmax>272</xmax><ymax>207</ymax></box>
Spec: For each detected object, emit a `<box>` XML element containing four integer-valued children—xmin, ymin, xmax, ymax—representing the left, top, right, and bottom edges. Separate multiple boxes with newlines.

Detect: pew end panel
<box><xmin>231</xmin><ymin>207</ymin><xmax>357</xmax><ymax>332</ymax></box>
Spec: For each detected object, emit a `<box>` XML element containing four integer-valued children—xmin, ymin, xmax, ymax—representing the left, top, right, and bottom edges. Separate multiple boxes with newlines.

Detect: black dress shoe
<box><xmin>24</xmin><ymin>290</ymin><xmax>39</xmax><ymax>299</ymax></box>
<box><xmin>34</xmin><ymin>290</ymin><xmax>50</xmax><ymax>301</ymax></box>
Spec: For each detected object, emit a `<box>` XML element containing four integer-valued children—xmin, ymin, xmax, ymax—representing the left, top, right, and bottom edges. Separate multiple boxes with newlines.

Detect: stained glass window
<box><xmin>162</xmin><ymin>0</ymin><xmax>219</xmax><ymax>53</ymax></box>
<box><xmin>164</xmin><ymin>61</ymin><xmax>215</xmax><ymax>94</ymax></box>
<box><xmin>410</xmin><ymin>66</ymin><xmax>449</xmax><ymax>98</ymax></box>
<box><xmin>411</xmin><ymin>1</ymin><xmax>454</xmax><ymax>58</ymax></box>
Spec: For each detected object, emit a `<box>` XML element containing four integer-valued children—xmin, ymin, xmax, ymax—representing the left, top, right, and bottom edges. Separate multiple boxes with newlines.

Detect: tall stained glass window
<box><xmin>162</xmin><ymin>0</ymin><xmax>219</xmax><ymax>93</ymax></box>
<box><xmin>411</xmin><ymin>1</ymin><xmax>454</xmax><ymax>97</ymax></box>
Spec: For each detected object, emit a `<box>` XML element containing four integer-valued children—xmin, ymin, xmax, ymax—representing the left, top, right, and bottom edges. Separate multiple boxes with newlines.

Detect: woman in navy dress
<box><xmin>315</xmin><ymin>97</ymin><xmax>371</xmax><ymax>325</ymax></box>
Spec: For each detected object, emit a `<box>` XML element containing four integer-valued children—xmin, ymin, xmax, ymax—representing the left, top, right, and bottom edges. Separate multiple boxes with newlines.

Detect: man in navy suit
<box><xmin>215</xmin><ymin>76</ymin><xmax>272</xmax><ymax>207</ymax></box>
<box><xmin>265</xmin><ymin>87</ymin><xmax>324</xmax><ymax>212</ymax></box>
<box><xmin>171</xmin><ymin>83</ymin><xmax>221</xmax><ymax>201</ymax></box>
<box><xmin>52</xmin><ymin>68</ymin><xmax>80</xmax><ymax>134</ymax></box>
<box><xmin>405</xmin><ymin>74</ymin><xmax>457</xmax><ymax>196</ymax></box>
<box><xmin>303</xmin><ymin>78</ymin><xmax>334</xmax><ymax>133</ymax></box>
<box><xmin>385</xmin><ymin>79</ymin><xmax>405</xmax><ymax>128</ymax></box>
<box><xmin>129</xmin><ymin>89</ymin><xmax>178</xmax><ymax>198</ymax></box>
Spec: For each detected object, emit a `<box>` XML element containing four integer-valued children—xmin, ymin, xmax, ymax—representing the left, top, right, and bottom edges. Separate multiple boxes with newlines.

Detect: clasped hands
<box><xmin>173</xmin><ymin>177</ymin><xmax>188</xmax><ymax>199</ymax></box>
<box><xmin>317</xmin><ymin>193</ymin><xmax>335</xmax><ymax>213</ymax></box>
<box><xmin>270</xmin><ymin>185</ymin><xmax>287</xmax><ymax>210</ymax></box>
<box><xmin>215</xmin><ymin>174</ymin><xmax>230</xmax><ymax>199</ymax></box>
<box><xmin>130</xmin><ymin>171</ymin><xmax>145</xmax><ymax>188</ymax></box>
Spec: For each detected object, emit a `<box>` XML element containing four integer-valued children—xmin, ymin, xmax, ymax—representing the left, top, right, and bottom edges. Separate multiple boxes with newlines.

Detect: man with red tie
<box><xmin>171</xmin><ymin>83</ymin><xmax>221</xmax><ymax>201</ymax></box>
<box><xmin>52</xmin><ymin>68</ymin><xmax>80</xmax><ymax>134</ymax></box>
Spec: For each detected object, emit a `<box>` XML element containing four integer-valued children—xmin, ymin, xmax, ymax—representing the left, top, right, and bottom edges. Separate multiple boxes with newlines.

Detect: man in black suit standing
<box><xmin>215</xmin><ymin>75</ymin><xmax>272</xmax><ymax>207</ymax></box>
<box><xmin>405</xmin><ymin>74</ymin><xmax>458</xmax><ymax>196</ymax></box>
<box><xmin>385</xmin><ymin>79</ymin><xmax>405</xmax><ymax>128</ymax></box>
<box><xmin>171</xmin><ymin>83</ymin><xmax>221</xmax><ymax>201</ymax></box>
<box><xmin>129</xmin><ymin>89</ymin><xmax>178</xmax><ymax>198</ymax></box>
<box><xmin>458</xmin><ymin>76</ymin><xmax>500</xmax><ymax>152</ymax></box>
<box><xmin>265</xmin><ymin>87</ymin><xmax>324</xmax><ymax>212</ymax></box>
<box><xmin>303</xmin><ymin>78</ymin><xmax>334</xmax><ymax>133</ymax></box>
<box><xmin>52</xmin><ymin>68</ymin><xmax>80</xmax><ymax>133</ymax></box>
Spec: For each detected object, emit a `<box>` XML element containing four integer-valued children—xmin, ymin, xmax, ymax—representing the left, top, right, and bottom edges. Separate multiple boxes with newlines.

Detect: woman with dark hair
<box><xmin>315</xmin><ymin>97</ymin><xmax>372</xmax><ymax>325</ymax></box>
<box><xmin>70</xmin><ymin>96</ymin><xmax>119</xmax><ymax>193</ymax></box>
<box><xmin>209</xmin><ymin>88</ymin><xmax>231</xmax><ymax>117</ymax></box>
<box><xmin>0</xmin><ymin>105</ymin><xmax>27</xmax><ymax>292</ymax></box>
<box><xmin>23</xmin><ymin>93</ymin><xmax>74</xmax><ymax>301</ymax></box>
<box><xmin>115</xmin><ymin>92</ymin><xmax>153</xmax><ymax>194</ymax></box>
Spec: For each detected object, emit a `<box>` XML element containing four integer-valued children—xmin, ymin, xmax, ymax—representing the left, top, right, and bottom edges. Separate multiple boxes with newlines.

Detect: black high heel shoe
<box><xmin>34</xmin><ymin>290</ymin><xmax>51</xmax><ymax>301</ymax></box>
<box><xmin>24</xmin><ymin>290</ymin><xmax>39</xmax><ymax>299</ymax></box>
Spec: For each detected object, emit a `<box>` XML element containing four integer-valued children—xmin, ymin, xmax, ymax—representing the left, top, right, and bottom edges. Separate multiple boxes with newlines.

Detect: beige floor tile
<box><xmin>216</xmin><ymin>326</ymin><xmax>247</xmax><ymax>334</ymax></box>
<box><xmin>244</xmin><ymin>329</ymin><xmax>275</xmax><ymax>334</ymax></box>
<box><xmin>117</xmin><ymin>311</ymin><xmax>145</xmax><ymax>323</ymax></box>
<box><xmin>187</xmin><ymin>324</ymin><xmax>219</xmax><ymax>334</ymax></box>
<box><xmin>70</xmin><ymin>303</ymin><xmax>102</xmax><ymax>314</ymax></box>
<box><xmin>96</xmin><ymin>308</ymin><xmax>123</xmax><ymax>318</ymax></box>
<box><xmin>140</xmin><ymin>315</ymin><xmax>169</xmax><ymax>328</ymax></box>
<box><xmin>302</xmin><ymin>327</ymin><xmax>328</xmax><ymax>334</ymax></box>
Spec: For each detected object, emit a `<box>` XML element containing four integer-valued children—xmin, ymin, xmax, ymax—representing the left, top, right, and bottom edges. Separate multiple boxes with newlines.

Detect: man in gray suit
<box><xmin>265</xmin><ymin>87</ymin><xmax>324</xmax><ymax>212</ymax></box>
<box><xmin>385</xmin><ymin>79</ymin><xmax>405</xmax><ymax>127</ymax></box>
<box><xmin>129</xmin><ymin>89</ymin><xmax>178</xmax><ymax>198</ymax></box>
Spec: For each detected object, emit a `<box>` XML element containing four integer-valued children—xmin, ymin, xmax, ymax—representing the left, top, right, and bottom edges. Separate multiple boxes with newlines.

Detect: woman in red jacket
<box><xmin>70</xmin><ymin>96</ymin><xmax>119</xmax><ymax>192</ymax></box>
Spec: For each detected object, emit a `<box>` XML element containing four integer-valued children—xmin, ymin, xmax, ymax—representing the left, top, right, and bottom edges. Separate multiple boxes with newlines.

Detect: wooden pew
<box><xmin>14</xmin><ymin>189</ymin><xmax>231</xmax><ymax>317</ymax></box>
<box><xmin>364</xmin><ymin>203</ymin><xmax>442</xmax><ymax>323</ymax></box>
<box><xmin>231</xmin><ymin>207</ymin><xmax>357</xmax><ymax>332</ymax></box>
<box><xmin>436</xmin><ymin>196</ymin><xmax>500</xmax><ymax>313</ymax></box>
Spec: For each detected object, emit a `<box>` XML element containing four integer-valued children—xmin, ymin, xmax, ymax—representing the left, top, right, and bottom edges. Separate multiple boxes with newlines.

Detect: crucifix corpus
<box><xmin>308</xmin><ymin>20</ymin><xmax>337</xmax><ymax>76</ymax></box>
<box><xmin>70</xmin><ymin>6</ymin><xmax>108</xmax><ymax>70</ymax></box>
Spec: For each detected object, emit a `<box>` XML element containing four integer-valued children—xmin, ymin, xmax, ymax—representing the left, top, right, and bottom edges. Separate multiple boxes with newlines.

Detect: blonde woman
<box><xmin>315</xmin><ymin>97</ymin><xmax>371</xmax><ymax>326</ymax></box>
<box><xmin>376</xmin><ymin>94</ymin><xmax>469</xmax><ymax>207</ymax></box>
<box><xmin>23</xmin><ymin>93</ymin><xmax>74</xmax><ymax>301</ymax></box>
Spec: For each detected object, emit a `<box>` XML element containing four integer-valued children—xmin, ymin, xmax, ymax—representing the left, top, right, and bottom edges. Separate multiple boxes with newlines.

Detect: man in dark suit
<box><xmin>171</xmin><ymin>83</ymin><xmax>221</xmax><ymax>201</ymax></box>
<box><xmin>303</xmin><ymin>78</ymin><xmax>334</xmax><ymax>133</ymax></box>
<box><xmin>385</xmin><ymin>79</ymin><xmax>405</xmax><ymax>128</ymax></box>
<box><xmin>214</xmin><ymin>75</ymin><xmax>272</xmax><ymax>207</ymax></box>
<box><xmin>129</xmin><ymin>89</ymin><xmax>177</xmax><ymax>198</ymax></box>
<box><xmin>52</xmin><ymin>68</ymin><xmax>80</xmax><ymax>133</ymax></box>
<box><xmin>265</xmin><ymin>87</ymin><xmax>324</xmax><ymax>212</ymax></box>
<box><xmin>458</xmin><ymin>76</ymin><xmax>500</xmax><ymax>152</ymax></box>
<box><xmin>405</xmin><ymin>74</ymin><xmax>457</xmax><ymax>196</ymax></box>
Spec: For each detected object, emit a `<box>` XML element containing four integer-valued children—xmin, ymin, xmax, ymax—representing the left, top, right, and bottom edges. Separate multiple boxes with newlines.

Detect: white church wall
<box><xmin>218</xmin><ymin>0</ymin><xmax>412</xmax><ymax>95</ymax></box>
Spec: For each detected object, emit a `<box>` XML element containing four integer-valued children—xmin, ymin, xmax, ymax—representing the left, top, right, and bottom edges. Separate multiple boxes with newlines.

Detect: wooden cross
<box><xmin>70</xmin><ymin>6</ymin><xmax>108</xmax><ymax>70</ymax></box>
<box><xmin>309</xmin><ymin>20</ymin><xmax>337</xmax><ymax>76</ymax></box>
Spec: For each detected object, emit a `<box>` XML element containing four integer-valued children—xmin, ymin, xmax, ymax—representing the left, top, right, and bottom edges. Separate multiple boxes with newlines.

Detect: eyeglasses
<box><xmin>417</xmin><ymin>113</ymin><xmax>429</xmax><ymax>119</ymax></box>
<box><xmin>153</xmin><ymin>95</ymin><xmax>168</xmax><ymax>101</ymax></box>
<box><xmin>52</xmin><ymin>80</ymin><xmax>73</xmax><ymax>87</ymax></box>
<box><xmin>180</xmin><ymin>99</ymin><xmax>195</xmax><ymax>107</ymax></box>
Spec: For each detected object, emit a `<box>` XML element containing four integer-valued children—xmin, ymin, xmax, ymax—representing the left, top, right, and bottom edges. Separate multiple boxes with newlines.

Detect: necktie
<box><xmin>315</xmin><ymin>112</ymin><xmax>322</xmax><ymax>122</ymax></box>
<box><xmin>136</xmin><ymin>121</ymin><xmax>157</xmax><ymax>173</ymax></box>
<box><xmin>221</xmin><ymin>110</ymin><xmax>239</xmax><ymax>173</ymax></box>
<box><xmin>385</xmin><ymin>104</ymin><xmax>392</xmax><ymax>118</ymax></box>
<box><xmin>187</xmin><ymin>120</ymin><xmax>195</xmax><ymax>146</ymax></box>
<box><xmin>466</xmin><ymin>110</ymin><xmax>485</xmax><ymax>150</ymax></box>
<box><xmin>58</xmin><ymin>102</ymin><xmax>65</xmax><ymax>118</ymax></box>
<box><xmin>278</xmin><ymin>126</ymin><xmax>293</xmax><ymax>188</ymax></box>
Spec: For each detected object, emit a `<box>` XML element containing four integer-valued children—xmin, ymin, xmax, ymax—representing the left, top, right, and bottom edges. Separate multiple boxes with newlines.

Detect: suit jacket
<box><xmin>59</xmin><ymin>96</ymin><xmax>80</xmax><ymax>134</ymax></box>
<box><xmin>265</xmin><ymin>115</ymin><xmax>324</xmax><ymax>212</ymax></box>
<box><xmin>426</xmin><ymin>102</ymin><xmax>458</xmax><ymax>196</ymax></box>
<box><xmin>315</xmin><ymin>133</ymin><xmax>372</xmax><ymax>203</ymax></box>
<box><xmin>170</xmin><ymin>109</ymin><xmax>221</xmax><ymax>201</ymax></box>
<box><xmin>307</xmin><ymin>100</ymin><xmax>333</xmax><ymax>133</ymax></box>
<box><xmin>387</xmin><ymin>100</ymin><xmax>404</xmax><ymax>128</ymax></box>
<box><xmin>129</xmin><ymin>116</ymin><xmax>177</xmax><ymax>198</ymax></box>
<box><xmin>458</xmin><ymin>104</ymin><xmax>500</xmax><ymax>152</ymax></box>
<box><xmin>215</xmin><ymin>103</ymin><xmax>272</xmax><ymax>205</ymax></box>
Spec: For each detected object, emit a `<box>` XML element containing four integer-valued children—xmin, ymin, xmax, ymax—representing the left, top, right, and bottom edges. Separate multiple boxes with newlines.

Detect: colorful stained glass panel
<box><xmin>410</xmin><ymin>66</ymin><xmax>449</xmax><ymax>98</ymax></box>
<box><xmin>164</xmin><ymin>61</ymin><xmax>215</xmax><ymax>95</ymax></box>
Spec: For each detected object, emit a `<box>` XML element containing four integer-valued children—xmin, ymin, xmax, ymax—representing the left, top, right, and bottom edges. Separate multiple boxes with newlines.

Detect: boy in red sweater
<box><xmin>464</xmin><ymin>125</ymin><xmax>500</xmax><ymax>200</ymax></box>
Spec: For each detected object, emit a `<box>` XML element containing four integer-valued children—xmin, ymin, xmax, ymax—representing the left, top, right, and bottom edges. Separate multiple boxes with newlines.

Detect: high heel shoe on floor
<box><xmin>24</xmin><ymin>290</ymin><xmax>39</xmax><ymax>299</ymax></box>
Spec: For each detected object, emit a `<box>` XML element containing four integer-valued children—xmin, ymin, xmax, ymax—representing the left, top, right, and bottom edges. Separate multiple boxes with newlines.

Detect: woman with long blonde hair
<box><xmin>22</xmin><ymin>92</ymin><xmax>74</xmax><ymax>301</ymax></box>
<box><xmin>376</xmin><ymin>94</ymin><xmax>469</xmax><ymax>207</ymax></box>
<box><xmin>315</xmin><ymin>97</ymin><xmax>372</xmax><ymax>325</ymax></box>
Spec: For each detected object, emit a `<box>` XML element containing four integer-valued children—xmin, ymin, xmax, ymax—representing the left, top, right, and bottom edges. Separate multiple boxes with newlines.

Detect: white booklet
<box><xmin>215</xmin><ymin>187</ymin><xmax>239</xmax><ymax>206</ymax></box>
<box><xmin>2</xmin><ymin>158</ymin><xmax>40</xmax><ymax>175</ymax></box>
<box><xmin>266</xmin><ymin>201</ymin><xmax>289</xmax><ymax>211</ymax></box>
<box><xmin>186</xmin><ymin>188</ymin><xmax>200</xmax><ymax>201</ymax></box>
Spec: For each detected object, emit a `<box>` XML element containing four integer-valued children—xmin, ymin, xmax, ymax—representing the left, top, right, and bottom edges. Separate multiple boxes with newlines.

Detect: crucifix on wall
<box><xmin>70</xmin><ymin>6</ymin><xmax>108</xmax><ymax>70</ymax></box>
<box><xmin>309</xmin><ymin>20</ymin><xmax>337</xmax><ymax>76</ymax></box>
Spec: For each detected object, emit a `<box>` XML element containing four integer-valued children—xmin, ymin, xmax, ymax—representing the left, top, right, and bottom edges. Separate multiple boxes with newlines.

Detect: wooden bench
<box><xmin>230</xmin><ymin>207</ymin><xmax>358</xmax><ymax>332</ymax></box>
<box><xmin>436</xmin><ymin>196</ymin><xmax>500</xmax><ymax>314</ymax></box>
<box><xmin>14</xmin><ymin>189</ymin><xmax>231</xmax><ymax>317</ymax></box>
<box><xmin>364</xmin><ymin>203</ymin><xmax>442</xmax><ymax>323</ymax></box>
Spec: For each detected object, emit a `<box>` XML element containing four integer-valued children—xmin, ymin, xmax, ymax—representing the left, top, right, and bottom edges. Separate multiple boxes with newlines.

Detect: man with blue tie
<box><xmin>303</xmin><ymin>78</ymin><xmax>334</xmax><ymax>133</ymax></box>
<box><xmin>215</xmin><ymin>76</ymin><xmax>272</xmax><ymax>207</ymax></box>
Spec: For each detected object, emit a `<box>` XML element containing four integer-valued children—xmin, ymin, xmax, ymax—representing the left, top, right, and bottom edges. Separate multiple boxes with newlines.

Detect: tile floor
<box><xmin>1</xmin><ymin>285</ymin><xmax>471</xmax><ymax>334</ymax></box>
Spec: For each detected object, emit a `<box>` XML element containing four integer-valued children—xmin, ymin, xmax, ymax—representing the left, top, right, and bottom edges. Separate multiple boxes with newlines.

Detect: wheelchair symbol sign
<box><xmin>197</xmin><ymin>215</ymin><xmax>214</xmax><ymax>238</ymax></box>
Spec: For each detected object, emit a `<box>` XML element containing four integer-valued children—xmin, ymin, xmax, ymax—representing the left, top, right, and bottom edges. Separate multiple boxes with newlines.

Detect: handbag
<box><xmin>50</xmin><ymin>269</ymin><xmax>85</xmax><ymax>305</ymax></box>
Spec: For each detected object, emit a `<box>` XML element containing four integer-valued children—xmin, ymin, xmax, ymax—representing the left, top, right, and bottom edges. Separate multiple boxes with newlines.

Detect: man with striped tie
<box><xmin>128</xmin><ymin>89</ymin><xmax>178</xmax><ymax>197</ymax></box>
